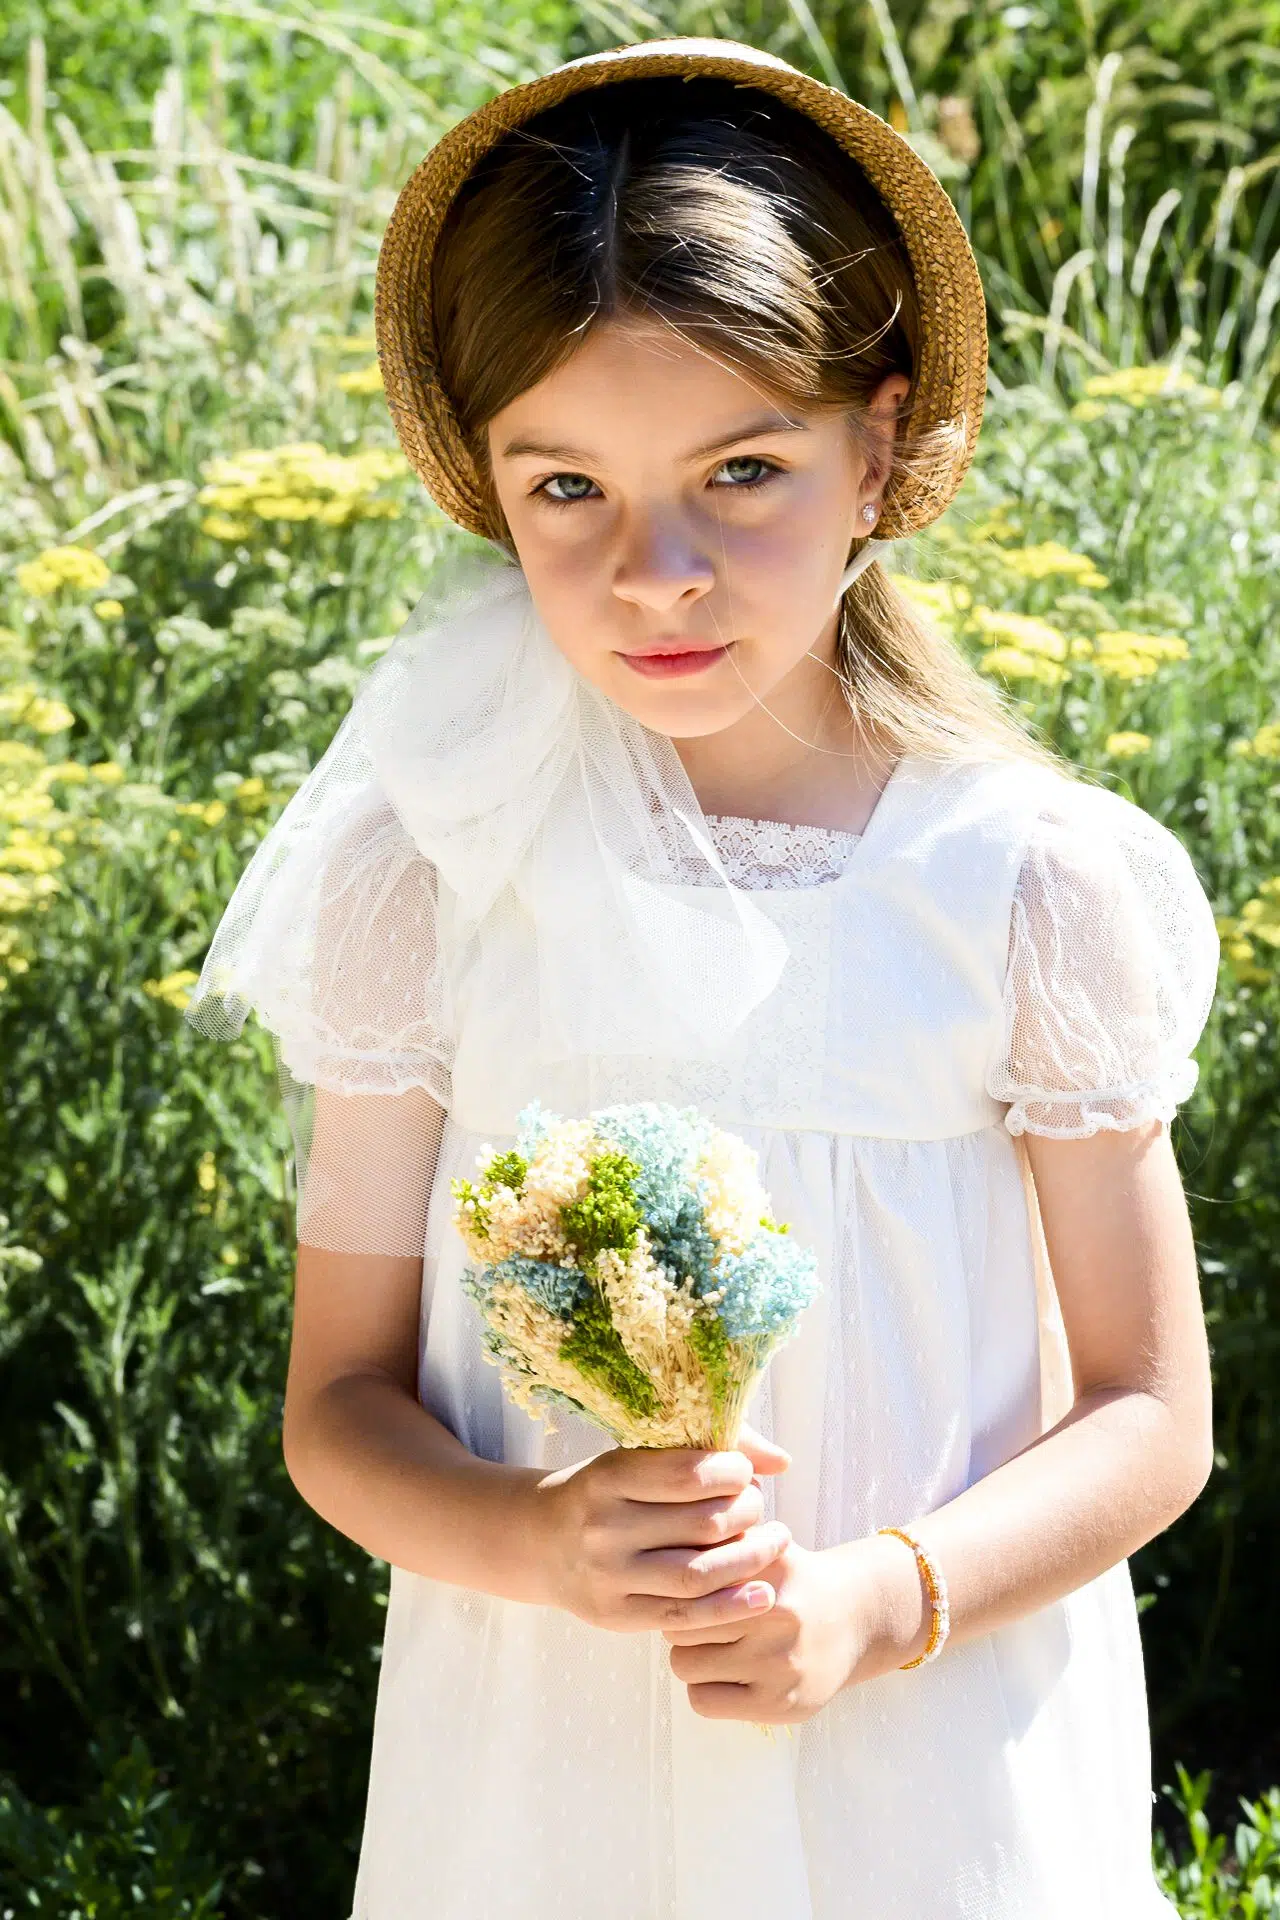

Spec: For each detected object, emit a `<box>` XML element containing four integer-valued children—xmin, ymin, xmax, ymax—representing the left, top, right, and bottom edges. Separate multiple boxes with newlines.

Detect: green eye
<box><xmin>715</xmin><ymin>456</ymin><xmax>776</xmax><ymax>488</ymax></box>
<box><xmin>541</xmin><ymin>472</ymin><xmax>598</xmax><ymax>502</ymax></box>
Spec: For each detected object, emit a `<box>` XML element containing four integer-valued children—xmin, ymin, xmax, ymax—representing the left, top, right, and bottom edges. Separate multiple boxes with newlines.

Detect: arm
<box><xmin>857</xmin><ymin>1114</ymin><xmax>1215</xmax><ymax>1673</ymax></box>
<box><xmin>280</xmin><ymin>1084</ymin><xmax>557</xmax><ymax>1608</ymax></box>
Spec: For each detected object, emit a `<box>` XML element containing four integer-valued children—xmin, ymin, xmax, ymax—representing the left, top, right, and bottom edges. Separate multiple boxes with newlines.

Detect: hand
<box><xmin>531</xmin><ymin>1420</ymin><xmax>794</xmax><ymax>1635</ymax></box>
<box><xmin>661</xmin><ymin>1533</ymin><xmax>904</xmax><ymax>1725</ymax></box>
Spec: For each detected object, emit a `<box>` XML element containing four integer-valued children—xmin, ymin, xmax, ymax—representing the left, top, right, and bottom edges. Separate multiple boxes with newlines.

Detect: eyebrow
<box><xmin>498</xmin><ymin>413</ymin><xmax>811</xmax><ymax>464</ymax></box>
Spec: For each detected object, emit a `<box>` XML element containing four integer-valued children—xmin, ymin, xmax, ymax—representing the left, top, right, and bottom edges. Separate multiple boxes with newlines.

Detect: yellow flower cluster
<box><xmin>1070</xmin><ymin>630</ymin><xmax>1189</xmax><ymax>681</ymax></box>
<box><xmin>198</xmin><ymin>442</ymin><xmax>408</xmax><ymax>539</ymax></box>
<box><xmin>337</xmin><ymin>362</ymin><xmax>385</xmax><ymax>395</ymax></box>
<box><xmin>0</xmin><ymin>744</ymin><xmax>77</xmax><ymax>967</ymax></box>
<box><xmin>1230</xmin><ymin>722</ymin><xmax>1280</xmax><ymax>760</ymax></box>
<box><xmin>174</xmin><ymin>798</ymin><xmax>228</xmax><ymax>827</ymax></box>
<box><xmin>1071</xmin><ymin>365</ymin><xmax>1222</xmax><ymax>420</ymax></box>
<box><xmin>1217</xmin><ymin>880</ymin><xmax>1280</xmax><ymax>986</ymax></box>
<box><xmin>969</xmin><ymin>608</ymin><xmax>1069</xmax><ymax>687</ymax></box>
<box><xmin>0</xmin><ymin>684</ymin><xmax>75</xmax><ymax>734</ymax></box>
<box><xmin>890</xmin><ymin>576</ymin><xmax>973</xmax><ymax>625</ymax></box>
<box><xmin>998</xmin><ymin>542</ymin><xmax>1110</xmax><ymax>590</ymax></box>
<box><xmin>1105</xmin><ymin>731</ymin><xmax>1153</xmax><ymax>759</ymax></box>
<box><xmin>144</xmin><ymin>969</ymin><xmax>201</xmax><ymax>1010</ymax></box>
<box><xmin>15</xmin><ymin>546</ymin><xmax>111</xmax><ymax>598</ymax></box>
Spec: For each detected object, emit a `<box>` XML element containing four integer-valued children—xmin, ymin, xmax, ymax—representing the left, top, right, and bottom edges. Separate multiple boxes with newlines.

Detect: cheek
<box><xmin>717</xmin><ymin>477</ymin><xmax>851</xmax><ymax>603</ymax></box>
<box><xmin>509</xmin><ymin>537</ymin><xmax>614</xmax><ymax>678</ymax></box>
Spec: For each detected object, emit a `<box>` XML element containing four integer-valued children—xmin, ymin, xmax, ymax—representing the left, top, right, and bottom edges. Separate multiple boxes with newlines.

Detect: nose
<box><xmin>611</xmin><ymin>509</ymin><xmax>716</xmax><ymax>615</ymax></box>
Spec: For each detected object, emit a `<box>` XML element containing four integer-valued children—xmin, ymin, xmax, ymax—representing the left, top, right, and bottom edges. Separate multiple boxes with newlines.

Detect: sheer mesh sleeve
<box><xmin>986</xmin><ymin>777</ymin><xmax>1220</xmax><ymax>1138</ymax></box>
<box><xmin>185</xmin><ymin>769</ymin><xmax>454</xmax><ymax>1257</ymax></box>
<box><xmin>275</xmin><ymin>794</ymin><xmax>451</xmax><ymax>1256</ymax></box>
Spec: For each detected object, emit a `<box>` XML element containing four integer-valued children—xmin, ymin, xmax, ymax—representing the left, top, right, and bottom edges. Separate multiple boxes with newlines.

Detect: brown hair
<box><xmin>430</xmin><ymin>75</ymin><xmax>1072</xmax><ymax>777</ymax></box>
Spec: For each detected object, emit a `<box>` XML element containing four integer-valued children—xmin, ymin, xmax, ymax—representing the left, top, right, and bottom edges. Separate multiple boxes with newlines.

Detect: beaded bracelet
<box><xmin>876</xmin><ymin>1525</ymin><xmax>951</xmax><ymax>1669</ymax></box>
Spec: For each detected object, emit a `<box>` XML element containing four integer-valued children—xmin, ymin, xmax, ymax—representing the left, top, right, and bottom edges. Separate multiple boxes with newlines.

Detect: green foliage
<box><xmin>558</xmin><ymin>1280</ymin><xmax>661</xmax><ymax>1420</ymax></box>
<box><xmin>687</xmin><ymin>1309</ymin><xmax>734</xmax><ymax>1425</ymax></box>
<box><xmin>1154</xmin><ymin>1765</ymin><xmax>1280</xmax><ymax>1914</ymax></box>
<box><xmin>561</xmin><ymin>1150</ymin><xmax>644</xmax><ymax>1261</ymax></box>
<box><xmin>486</xmin><ymin>1150</ymin><xmax>530</xmax><ymax>1195</ymax></box>
<box><xmin>0</xmin><ymin>1736</ymin><xmax>225</xmax><ymax>1915</ymax></box>
<box><xmin>451</xmin><ymin>1151</ymin><xmax>529</xmax><ymax>1238</ymax></box>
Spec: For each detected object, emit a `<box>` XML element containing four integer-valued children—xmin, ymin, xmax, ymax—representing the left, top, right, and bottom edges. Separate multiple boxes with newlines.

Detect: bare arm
<box><xmin>280</xmin><ymin>1085</ymin><xmax>556</xmax><ymax>1606</ymax></box>
<box><xmin>867</xmin><ymin>1116</ymin><xmax>1215</xmax><ymax>1667</ymax></box>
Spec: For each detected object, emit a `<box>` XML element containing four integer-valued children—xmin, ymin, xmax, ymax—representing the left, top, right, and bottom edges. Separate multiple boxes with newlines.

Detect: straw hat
<box><xmin>374</xmin><ymin>37</ymin><xmax>988</xmax><ymax>542</ymax></box>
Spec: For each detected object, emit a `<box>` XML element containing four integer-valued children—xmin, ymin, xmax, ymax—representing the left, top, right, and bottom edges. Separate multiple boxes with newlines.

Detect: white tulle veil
<box><xmin>183</xmin><ymin>542</ymin><xmax>890</xmax><ymax>1101</ymax></box>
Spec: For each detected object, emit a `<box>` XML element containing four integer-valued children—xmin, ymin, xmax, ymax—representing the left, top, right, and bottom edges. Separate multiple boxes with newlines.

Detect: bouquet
<box><xmin>452</xmin><ymin>1102</ymin><xmax>819</xmax><ymax>1739</ymax></box>
<box><xmin>450</xmin><ymin>1100</ymin><xmax>821</xmax><ymax>1451</ymax></box>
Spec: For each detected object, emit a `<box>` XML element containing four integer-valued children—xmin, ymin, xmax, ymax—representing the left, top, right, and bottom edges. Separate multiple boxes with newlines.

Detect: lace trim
<box><xmin>701</xmin><ymin>813</ymin><xmax>862</xmax><ymax>890</ymax></box>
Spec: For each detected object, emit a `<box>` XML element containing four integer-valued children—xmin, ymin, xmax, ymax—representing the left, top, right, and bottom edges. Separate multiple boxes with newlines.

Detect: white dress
<box><xmin>317</xmin><ymin>752</ymin><xmax>1220</xmax><ymax>1920</ymax></box>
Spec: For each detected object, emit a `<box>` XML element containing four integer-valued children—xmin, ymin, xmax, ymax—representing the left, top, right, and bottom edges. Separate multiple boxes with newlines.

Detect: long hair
<box><xmin>430</xmin><ymin>75</ymin><xmax>1071</xmax><ymax>776</ymax></box>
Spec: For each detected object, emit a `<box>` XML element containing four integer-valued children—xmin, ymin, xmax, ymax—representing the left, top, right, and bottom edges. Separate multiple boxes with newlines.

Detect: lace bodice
<box><xmin>701</xmin><ymin>813</ymin><xmax>862</xmax><ymax>889</ymax></box>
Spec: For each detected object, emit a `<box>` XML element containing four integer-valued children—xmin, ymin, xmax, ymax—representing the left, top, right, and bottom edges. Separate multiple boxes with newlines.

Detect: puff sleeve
<box><xmin>184</xmin><ymin>723</ymin><xmax>455</xmax><ymax>1256</ymax></box>
<box><xmin>985</xmin><ymin>777</ymin><xmax>1221</xmax><ymax>1138</ymax></box>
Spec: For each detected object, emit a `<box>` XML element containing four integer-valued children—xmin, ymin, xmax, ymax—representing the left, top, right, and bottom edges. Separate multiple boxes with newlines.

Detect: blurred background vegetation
<box><xmin>0</xmin><ymin>1</ymin><xmax>1278</xmax><ymax>1913</ymax></box>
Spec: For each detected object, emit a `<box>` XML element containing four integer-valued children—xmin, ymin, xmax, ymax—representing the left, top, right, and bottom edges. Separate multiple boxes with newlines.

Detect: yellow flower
<box><xmin>337</xmin><ymin>361</ymin><xmax>385</xmax><ymax>394</ymax></box>
<box><xmin>0</xmin><ymin>791</ymin><xmax>56</xmax><ymax>824</ymax></box>
<box><xmin>1105</xmin><ymin>732</ymin><xmax>1152</xmax><ymax>758</ymax></box>
<box><xmin>0</xmin><ymin>870</ymin><xmax>61</xmax><ymax>912</ymax></box>
<box><xmin>959</xmin><ymin>502</ymin><xmax>1022</xmax><ymax>544</ymax></box>
<box><xmin>969</xmin><ymin>607</ymin><xmax>1069</xmax><ymax>659</ymax></box>
<box><xmin>41</xmin><ymin>759</ymin><xmax>89</xmax><ymax>785</ymax></box>
<box><xmin>202</xmin><ymin>514</ymin><xmax>253</xmax><ymax>542</ymax></box>
<box><xmin>1070</xmin><ymin>400</ymin><xmax>1108</xmax><ymax>423</ymax></box>
<box><xmin>979</xmin><ymin>646</ymin><xmax>1067</xmax><ymax>687</ymax></box>
<box><xmin>88</xmin><ymin>762</ymin><xmax>125</xmax><ymax>783</ymax></box>
<box><xmin>0</xmin><ymin>742</ymin><xmax>45</xmax><ymax>774</ymax></box>
<box><xmin>173</xmin><ymin>798</ymin><xmax>228</xmax><ymax>826</ymax></box>
<box><xmin>143</xmin><ymin>968</ymin><xmax>201</xmax><ymax>1010</ymax></box>
<box><xmin>0</xmin><ymin>685</ymin><xmax>74</xmax><ymax>733</ymax></box>
<box><xmin>197</xmin><ymin>442</ymin><xmax>408</xmax><ymax>529</ymax></box>
<box><xmin>998</xmin><ymin>542</ymin><xmax>1110</xmax><ymax>590</ymax></box>
<box><xmin>1237</xmin><ymin>723</ymin><xmax>1280</xmax><ymax>760</ymax></box>
<box><xmin>1073</xmin><ymin>630</ymin><xmax>1189</xmax><ymax>681</ymax></box>
<box><xmin>27</xmin><ymin>696</ymin><xmax>74</xmax><ymax>734</ymax></box>
<box><xmin>197</xmin><ymin>1151</ymin><xmax>218</xmax><ymax>1194</ymax></box>
<box><xmin>1239</xmin><ymin>879</ymin><xmax>1280</xmax><ymax>949</ymax></box>
<box><xmin>0</xmin><ymin>831</ymin><xmax>64</xmax><ymax>874</ymax></box>
<box><xmin>891</xmin><ymin>577</ymin><xmax>973</xmax><ymax>623</ymax></box>
<box><xmin>233</xmin><ymin>775</ymin><xmax>268</xmax><ymax>814</ymax></box>
<box><xmin>15</xmin><ymin>546</ymin><xmax>111</xmax><ymax>597</ymax></box>
<box><xmin>1080</xmin><ymin>365</ymin><xmax>1222</xmax><ymax>408</ymax></box>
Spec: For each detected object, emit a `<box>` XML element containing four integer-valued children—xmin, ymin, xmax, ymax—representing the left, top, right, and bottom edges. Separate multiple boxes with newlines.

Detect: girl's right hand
<box><xmin>532</xmin><ymin>1421</ymin><xmax>793</xmax><ymax>1634</ymax></box>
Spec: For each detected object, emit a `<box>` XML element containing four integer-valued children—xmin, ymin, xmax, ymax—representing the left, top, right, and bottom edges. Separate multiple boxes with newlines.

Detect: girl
<box><xmin>186</xmin><ymin>39</ymin><xmax>1222</xmax><ymax>1920</ymax></box>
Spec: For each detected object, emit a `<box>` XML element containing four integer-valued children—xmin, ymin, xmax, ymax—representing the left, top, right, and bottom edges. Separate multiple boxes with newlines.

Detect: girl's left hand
<box><xmin>661</xmin><ymin>1536</ymin><xmax>900</xmax><ymax>1724</ymax></box>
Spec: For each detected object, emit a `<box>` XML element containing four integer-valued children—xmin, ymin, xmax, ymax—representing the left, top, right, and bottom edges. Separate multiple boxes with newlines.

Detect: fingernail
<box><xmin>746</xmin><ymin>1585</ymin><xmax>773</xmax><ymax>1609</ymax></box>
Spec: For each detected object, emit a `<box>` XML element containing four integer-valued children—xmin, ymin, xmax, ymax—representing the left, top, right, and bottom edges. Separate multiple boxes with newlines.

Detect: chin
<box><xmin>604</xmin><ymin>676</ymin><xmax>754</xmax><ymax>739</ymax></box>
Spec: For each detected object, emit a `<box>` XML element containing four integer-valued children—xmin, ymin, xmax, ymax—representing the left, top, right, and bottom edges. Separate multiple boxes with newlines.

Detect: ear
<box><xmin>864</xmin><ymin>372</ymin><xmax>911</xmax><ymax>480</ymax></box>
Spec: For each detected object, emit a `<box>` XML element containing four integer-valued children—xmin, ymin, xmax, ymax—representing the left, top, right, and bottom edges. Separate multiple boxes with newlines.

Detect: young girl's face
<box><xmin>487</xmin><ymin>321</ymin><xmax>907</xmax><ymax>740</ymax></box>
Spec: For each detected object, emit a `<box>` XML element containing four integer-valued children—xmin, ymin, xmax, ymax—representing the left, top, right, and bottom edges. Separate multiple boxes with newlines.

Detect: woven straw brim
<box><xmin>374</xmin><ymin>37</ymin><xmax>988</xmax><ymax>542</ymax></box>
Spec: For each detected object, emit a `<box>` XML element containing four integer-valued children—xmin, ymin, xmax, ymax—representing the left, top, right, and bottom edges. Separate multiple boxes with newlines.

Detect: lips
<box><xmin>617</xmin><ymin>636</ymin><xmax>730</xmax><ymax>680</ymax></box>
<box><xmin>622</xmin><ymin>636</ymin><xmax>725</xmax><ymax>658</ymax></box>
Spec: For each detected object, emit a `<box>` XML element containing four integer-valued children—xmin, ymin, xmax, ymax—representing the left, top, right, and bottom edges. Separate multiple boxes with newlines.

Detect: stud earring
<box><xmin>861</xmin><ymin>503</ymin><xmax>877</xmax><ymax>525</ymax></box>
